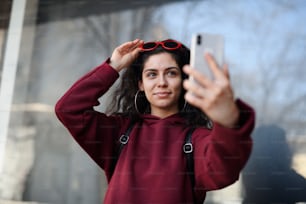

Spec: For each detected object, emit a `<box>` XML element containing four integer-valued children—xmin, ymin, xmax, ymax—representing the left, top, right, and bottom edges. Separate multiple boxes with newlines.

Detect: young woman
<box><xmin>55</xmin><ymin>39</ymin><xmax>255</xmax><ymax>203</ymax></box>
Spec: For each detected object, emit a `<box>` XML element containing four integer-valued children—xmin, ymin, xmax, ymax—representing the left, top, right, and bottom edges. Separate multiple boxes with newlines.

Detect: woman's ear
<box><xmin>138</xmin><ymin>81</ymin><xmax>144</xmax><ymax>91</ymax></box>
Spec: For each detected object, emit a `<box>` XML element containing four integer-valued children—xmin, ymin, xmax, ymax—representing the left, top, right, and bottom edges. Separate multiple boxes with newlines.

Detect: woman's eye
<box><xmin>147</xmin><ymin>72</ymin><xmax>157</xmax><ymax>78</ymax></box>
<box><xmin>167</xmin><ymin>71</ymin><xmax>178</xmax><ymax>77</ymax></box>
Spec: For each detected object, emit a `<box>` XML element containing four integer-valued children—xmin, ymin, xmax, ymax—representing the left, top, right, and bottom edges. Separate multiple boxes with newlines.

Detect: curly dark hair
<box><xmin>107</xmin><ymin>39</ymin><xmax>211</xmax><ymax>128</ymax></box>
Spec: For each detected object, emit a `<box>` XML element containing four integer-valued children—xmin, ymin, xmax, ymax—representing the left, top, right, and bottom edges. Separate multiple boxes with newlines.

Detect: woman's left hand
<box><xmin>183</xmin><ymin>53</ymin><xmax>239</xmax><ymax>128</ymax></box>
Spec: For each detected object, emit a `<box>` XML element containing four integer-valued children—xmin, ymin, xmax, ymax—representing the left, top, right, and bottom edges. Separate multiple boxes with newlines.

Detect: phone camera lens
<box><xmin>197</xmin><ymin>35</ymin><xmax>201</xmax><ymax>45</ymax></box>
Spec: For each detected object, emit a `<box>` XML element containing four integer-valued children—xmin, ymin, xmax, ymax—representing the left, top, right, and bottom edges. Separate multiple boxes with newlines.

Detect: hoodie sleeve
<box><xmin>193</xmin><ymin>99</ymin><xmax>255</xmax><ymax>191</ymax></box>
<box><xmin>55</xmin><ymin>59</ymin><xmax>128</xmax><ymax>174</ymax></box>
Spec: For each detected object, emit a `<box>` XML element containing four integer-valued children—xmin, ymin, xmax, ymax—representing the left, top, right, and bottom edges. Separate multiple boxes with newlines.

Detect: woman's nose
<box><xmin>157</xmin><ymin>75</ymin><xmax>167</xmax><ymax>87</ymax></box>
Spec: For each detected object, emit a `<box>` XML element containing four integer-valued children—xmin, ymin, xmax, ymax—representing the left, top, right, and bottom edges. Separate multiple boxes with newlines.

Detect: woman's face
<box><xmin>138</xmin><ymin>52</ymin><xmax>182</xmax><ymax>118</ymax></box>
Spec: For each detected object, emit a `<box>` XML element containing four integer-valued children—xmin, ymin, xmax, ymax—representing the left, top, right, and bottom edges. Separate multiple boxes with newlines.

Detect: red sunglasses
<box><xmin>139</xmin><ymin>40</ymin><xmax>182</xmax><ymax>52</ymax></box>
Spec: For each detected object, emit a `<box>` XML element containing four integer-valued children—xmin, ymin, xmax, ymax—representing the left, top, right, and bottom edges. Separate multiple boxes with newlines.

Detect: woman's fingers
<box><xmin>110</xmin><ymin>39</ymin><xmax>143</xmax><ymax>71</ymax></box>
<box><xmin>183</xmin><ymin>53</ymin><xmax>239</xmax><ymax>127</ymax></box>
<box><xmin>222</xmin><ymin>63</ymin><xmax>230</xmax><ymax>79</ymax></box>
<box><xmin>183</xmin><ymin>78</ymin><xmax>209</xmax><ymax>99</ymax></box>
<box><xmin>183</xmin><ymin>65</ymin><xmax>212</xmax><ymax>88</ymax></box>
<box><xmin>117</xmin><ymin>39</ymin><xmax>143</xmax><ymax>53</ymax></box>
<box><xmin>184</xmin><ymin>91</ymin><xmax>207</xmax><ymax>109</ymax></box>
<box><xmin>204</xmin><ymin>53</ymin><xmax>224</xmax><ymax>79</ymax></box>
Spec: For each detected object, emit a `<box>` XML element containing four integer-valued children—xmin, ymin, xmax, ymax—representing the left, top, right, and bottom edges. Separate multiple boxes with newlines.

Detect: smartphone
<box><xmin>190</xmin><ymin>33</ymin><xmax>224</xmax><ymax>80</ymax></box>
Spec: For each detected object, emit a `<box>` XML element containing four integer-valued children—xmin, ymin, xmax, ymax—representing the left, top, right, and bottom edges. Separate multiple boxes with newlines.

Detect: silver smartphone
<box><xmin>190</xmin><ymin>33</ymin><xmax>224</xmax><ymax>80</ymax></box>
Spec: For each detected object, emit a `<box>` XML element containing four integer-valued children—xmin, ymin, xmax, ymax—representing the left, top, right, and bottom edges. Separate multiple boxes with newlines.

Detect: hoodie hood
<box><xmin>140</xmin><ymin>113</ymin><xmax>187</xmax><ymax>127</ymax></box>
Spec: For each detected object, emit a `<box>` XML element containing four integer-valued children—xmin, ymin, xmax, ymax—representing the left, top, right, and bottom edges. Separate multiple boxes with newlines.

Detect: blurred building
<box><xmin>1</xmin><ymin>1</ymin><xmax>306</xmax><ymax>204</ymax></box>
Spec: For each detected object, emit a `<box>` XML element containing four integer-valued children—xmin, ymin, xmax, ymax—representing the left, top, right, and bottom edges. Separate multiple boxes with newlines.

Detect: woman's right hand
<box><xmin>109</xmin><ymin>39</ymin><xmax>143</xmax><ymax>72</ymax></box>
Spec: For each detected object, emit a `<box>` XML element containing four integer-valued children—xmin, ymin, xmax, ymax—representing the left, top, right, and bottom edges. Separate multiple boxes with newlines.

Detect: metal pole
<box><xmin>0</xmin><ymin>0</ymin><xmax>27</xmax><ymax>173</ymax></box>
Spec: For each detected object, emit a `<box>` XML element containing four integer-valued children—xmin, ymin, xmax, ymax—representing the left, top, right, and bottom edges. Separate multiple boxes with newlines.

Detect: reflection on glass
<box><xmin>242</xmin><ymin>124</ymin><xmax>306</xmax><ymax>204</ymax></box>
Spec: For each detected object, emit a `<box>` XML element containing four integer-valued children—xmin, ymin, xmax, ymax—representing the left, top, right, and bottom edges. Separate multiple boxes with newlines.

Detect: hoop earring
<box><xmin>181</xmin><ymin>100</ymin><xmax>187</xmax><ymax>112</ymax></box>
<box><xmin>134</xmin><ymin>90</ymin><xmax>141</xmax><ymax>114</ymax></box>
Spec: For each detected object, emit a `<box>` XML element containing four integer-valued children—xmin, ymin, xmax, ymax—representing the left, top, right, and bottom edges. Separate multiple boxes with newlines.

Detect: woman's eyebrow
<box><xmin>143</xmin><ymin>68</ymin><xmax>157</xmax><ymax>72</ymax></box>
<box><xmin>143</xmin><ymin>67</ymin><xmax>179</xmax><ymax>72</ymax></box>
<box><xmin>166</xmin><ymin>67</ymin><xmax>180</xmax><ymax>71</ymax></box>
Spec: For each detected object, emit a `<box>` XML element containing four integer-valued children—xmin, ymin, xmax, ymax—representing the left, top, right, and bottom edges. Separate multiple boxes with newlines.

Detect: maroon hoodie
<box><xmin>55</xmin><ymin>60</ymin><xmax>255</xmax><ymax>204</ymax></box>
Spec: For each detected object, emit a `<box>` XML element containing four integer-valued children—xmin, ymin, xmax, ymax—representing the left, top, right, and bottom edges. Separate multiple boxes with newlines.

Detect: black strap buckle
<box><xmin>119</xmin><ymin>134</ymin><xmax>129</xmax><ymax>145</ymax></box>
<box><xmin>183</xmin><ymin>142</ymin><xmax>193</xmax><ymax>153</ymax></box>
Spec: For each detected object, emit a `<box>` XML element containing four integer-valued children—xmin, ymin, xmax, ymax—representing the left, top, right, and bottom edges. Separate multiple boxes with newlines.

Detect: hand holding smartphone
<box><xmin>190</xmin><ymin>33</ymin><xmax>224</xmax><ymax>80</ymax></box>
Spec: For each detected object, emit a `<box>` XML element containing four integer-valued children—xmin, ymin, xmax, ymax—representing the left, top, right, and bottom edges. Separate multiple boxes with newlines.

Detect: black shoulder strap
<box><xmin>183</xmin><ymin>128</ymin><xmax>196</xmax><ymax>187</ymax></box>
<box><xmin>118</xmin><ymin>122</ymin><xmax>135</xmax><ymax>155</ymax></box>
<box><xmin>110</xmin><ymin>121</ymin><xmax>135</xmax><ymax>177</ymax></box>
<box><xmin>114</xmin><ymin>124</ymin><xmax>196</xmax><ymax>193</ymax></box>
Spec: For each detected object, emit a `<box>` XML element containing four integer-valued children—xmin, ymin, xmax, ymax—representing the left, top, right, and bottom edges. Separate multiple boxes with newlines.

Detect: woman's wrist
<box><xmin>109</xmin><ymin>59</ymin><xmax>122</xmax><ymax>72</ymax></box>
<box><xmin>219</xmin><ymin>103</ymin><xmax>240</xmax><ymax>128</ymax></box>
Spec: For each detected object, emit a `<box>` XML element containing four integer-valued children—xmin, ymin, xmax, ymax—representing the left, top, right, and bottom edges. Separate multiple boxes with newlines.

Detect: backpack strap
<box><xmin>110</xmin><ymin>121</ymin><xmax>135</xmax><ymax>177</ymax></box>
<box><xmin>118</xmin><ymin>122</ymin><xmax>135</xmax><ymax>155</ymax></box>
<box><xmin>114</xmin><ymin>123</ymin><xmax>196</xmax><ymax>199</ymax></box>
<box><xmin>183</xmin><ymin>127</ymin><xmax>196</xmax><ymax>202</ymax></box>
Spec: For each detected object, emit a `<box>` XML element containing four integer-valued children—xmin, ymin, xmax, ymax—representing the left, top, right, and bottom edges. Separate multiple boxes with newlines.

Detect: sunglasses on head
<box><xmin>139</xmin><ymin>39</ymin><xmax>182</xmax><ymax>52</ymax></box>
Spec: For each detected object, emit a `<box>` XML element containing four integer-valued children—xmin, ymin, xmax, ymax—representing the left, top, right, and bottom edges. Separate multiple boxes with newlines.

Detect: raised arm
<box><xmin>55</xmin><ymin>39</ymin><xmax>143</xmax><ymax>174</ymax></box>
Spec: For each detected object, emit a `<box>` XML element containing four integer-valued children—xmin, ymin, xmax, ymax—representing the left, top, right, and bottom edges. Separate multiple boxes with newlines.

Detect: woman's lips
<box><xmin>154</xmin><ymin>92</ymin><xmax>171</xmax><ymax>98</ymax></box>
